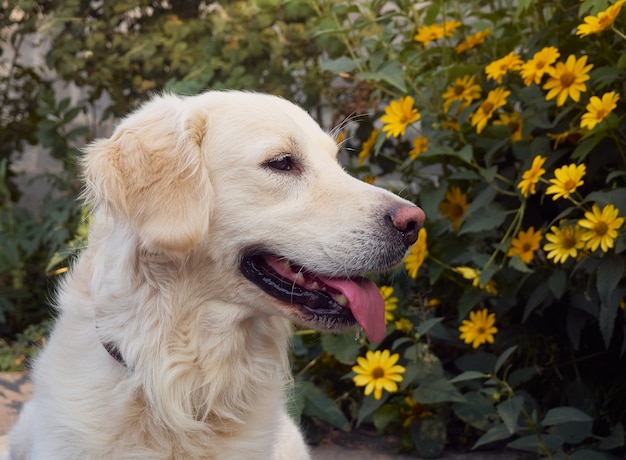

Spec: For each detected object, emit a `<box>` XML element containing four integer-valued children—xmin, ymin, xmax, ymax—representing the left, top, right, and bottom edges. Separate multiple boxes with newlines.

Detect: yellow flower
<box><xmin>381</xmin><ymin>96</ymin><xmax>421</xmax><ymax>138</ymax></box>
<box><xmin>442</xmin><ymin>118</ymin><xmax>461</xmax><ymax>132</ymax></box>
<box><xmin>577</xmin><ymin>0</ymin><xmax>626</xmax><ymax>37</ymax></box>
<box><xmin>442</xmin><ymin>74</ymin><xmax>482</xmax><ymax>113</ymax></box>
<box><xmin>414</xmin><ymin>20</ymin><xmax>461</xmax><ymax>45</ymax></box>
<box><xmin>459</xmin><ymin>309</ymin><xmax>498</xmax><ymax>349</ymax></box>
<box><xmin>352</xmin><ymin>349</ymin><xmax>406</xmax><ymax>400</ymax></box>
<box><xmin>517</xmin><ymin>155</ymin><xmax>546</xmax><ymax>197</ymax></box>
<box><xmin>395</xmin><ymin>318</ymin><xmax>413</xmax><ymax>333</ymax></box>
<box><xmin>580</xmin><ymin>91</ymin><xmax>620</xmax><ymax>130</ymax></box>
<box><xmin>470</xmin><ymin>87</ymin><xmax>510</xmax><ymax>134</ymax></box>
<box><xmin>426</xmin><ymin>298</ymin><xmax>441</xmax><ymax>308</ymax></box>
<box><xmin>455</xmin><ymin>29</ymin><xmax>491</xmax><ymax>53</ymax></box>
<box><xmin>358</xmin><ymin>129</ymin><xmax>379</xmax><ymax>166</ymax></box>
<box><xmin>546</xmin><ymin>163</ymin><xmax>586</xmax><ymax>200</ymax></box>
<box><xmin>547</xmin><ymin>130</ymin><xmax>582</xmax><ymax>149</ymax></box>
<box><xmin>362</xmin><ymin>176</ymin><xmax>376</xmax><ymax>184</ymax></box>
<box><xmin>455</xmin><ymin>266</ymin><xmax>498</xmax><ymax>295</ymax></box>
<box><xmin>520</xmin><ymin>46</ymin><xmax>560</xmax><ymax>86</ymax></box>
<box><xmin>493</xmin><ymin>112</ymin><xmax>523</xmax><ymax>142</ymax></box>
<box><xmin>439</xmin><ymin>187</ymin><xmax>468</xmax><ymax>230</ymax></box>
<box><xmin>335</xmin><ymin>131</ymin><xmax>346</xmax><ymax>146</ymax></box>
<box><xmin>409</xmin><ymin>136</ymin><xmax>428</xmax><ymax>159</ymax></box>
<box><xmin>507</xmin><ymin>227</ymin><xmax>542</xmax><ymax>264</ymax></box>
<box><xmin>403</xmin><ymin>396</ymin><xmax>433</xmax><ymax>427</ymax></box>
<box><xmin>578</xmin><ymin>204</ymin><xmax>625</xmax><ymax>253</ymax></box>
<box><xmin>405</xmin><ymin>227</ymin><xmax>427</xmax><ymax>278</ymax></box>
<box><xmin>543</xmin><ymin>55</ymin><xmax>593</xmax><ymax>107</ymax></box>
<box><xmin>414</xmin><ymin>24</ymin><xmax>446</xmax><ymax>45</ymax></box>
<box><xmin>485</xmin><ymin>51</ymin><xmax>523</xmax><ymax>84</ymax></box>
<box><xmin>380</xmin><ymin>286</ymin><xmax>398</xmax><ymax>324</ymax></box>
<box><xmin>544</xmin><ymin>224</ymin><xmax>585</xmax><ymax>264</ymax></box>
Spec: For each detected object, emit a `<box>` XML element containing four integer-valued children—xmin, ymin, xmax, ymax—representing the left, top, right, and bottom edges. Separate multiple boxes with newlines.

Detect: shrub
<box><xmin>290</xmin><ymin>0</ymin><xmax>626</xmax><ymax>457</ymax></box>
<box><xmin>0</xmin><ymin>0</ymin><xmax>331</xmax><ymax>364</ymax></box>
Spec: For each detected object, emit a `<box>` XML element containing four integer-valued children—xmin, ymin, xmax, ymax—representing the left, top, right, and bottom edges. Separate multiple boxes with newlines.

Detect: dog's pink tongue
<box><xmin>321</xmin><ymin>277</ymin><xmax>386</xmax><ymax>342</ymax></box>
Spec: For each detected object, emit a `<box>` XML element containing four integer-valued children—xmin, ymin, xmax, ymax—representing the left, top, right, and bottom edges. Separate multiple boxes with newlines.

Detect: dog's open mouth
<box><xmin>240</xmin><ymin>254</ymin><xmax>386</xmax><ymax>342</ymax></box>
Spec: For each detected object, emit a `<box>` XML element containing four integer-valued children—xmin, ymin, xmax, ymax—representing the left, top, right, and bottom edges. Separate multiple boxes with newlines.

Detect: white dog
<box><xmin>9</xmin><ymin>91</ymin><xmax>424</xmax><ymax>459</ymax></box>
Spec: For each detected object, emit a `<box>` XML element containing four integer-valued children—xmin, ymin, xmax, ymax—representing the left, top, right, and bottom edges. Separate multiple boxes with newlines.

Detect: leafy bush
<box><xmin>1</xmin><ymin>0</ymin><xmax>331</xmax><ymax>363</ymax></box>
<box><xmin>289</xmin><ymin>0</ymin><xmax>626</xmax><ymax>457</ymax></box>
<box><xmin>2</xmin><ymin>0</ymin><xmax>626</xmax><ymax>457</ymax></box>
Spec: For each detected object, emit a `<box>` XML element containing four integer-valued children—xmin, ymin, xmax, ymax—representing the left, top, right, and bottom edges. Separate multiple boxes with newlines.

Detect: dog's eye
<box><xmin>266</xmin><ymin>156</ymin><xmax>294</xmax><ymax>172</ymax></box>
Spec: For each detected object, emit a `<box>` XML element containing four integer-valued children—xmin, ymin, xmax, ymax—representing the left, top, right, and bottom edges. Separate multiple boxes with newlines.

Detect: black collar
<box><xmin>102</xmin><ymin>341</ymin><xmax>127</xmax><ymax>367</ymax></box>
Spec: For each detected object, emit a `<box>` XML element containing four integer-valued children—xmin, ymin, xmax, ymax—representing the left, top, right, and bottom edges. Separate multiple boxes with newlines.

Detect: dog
<box><xmin>9</xmin><ymin>91</ymin><xmax>425</xmax><ymax>459</ymax></box>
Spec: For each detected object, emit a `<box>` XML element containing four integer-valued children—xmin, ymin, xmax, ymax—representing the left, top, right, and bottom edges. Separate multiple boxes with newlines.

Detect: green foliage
<box><xmin>0</xmin><ymin>0</ymin><xmax>331</xmax><ymax>340</ymax></box>
<box><xmin>41</xmin><ymin>0</ymin><xmax>332</xmax><ymax>117</ymax></box>
<box><xmin>286</xmin><ymin>0</ymin><xmax>626</xmax><ymax>457</ymax></box>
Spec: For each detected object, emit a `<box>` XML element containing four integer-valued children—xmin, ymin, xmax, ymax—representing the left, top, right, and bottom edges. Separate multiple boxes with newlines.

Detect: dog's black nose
<box><xmin>388</xmin><ymin>205</ymin><xmax>425</xmax><ymax>247</ymax></box>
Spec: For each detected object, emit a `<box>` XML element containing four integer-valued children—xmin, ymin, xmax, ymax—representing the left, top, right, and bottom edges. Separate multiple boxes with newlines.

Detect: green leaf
<box><xmin>302</xmin><ymin>382</ymin><xmax>350</xmax><ymax>431</ymax></box>
<box><xmin>523</xmin><ymin>283</ymin><xmax>551</xmax><ymax>322</ymax></box>
<box><xmin>497</xmin><ymin>396</ymin><xmax>524</xmax><ymax>434</ymax></box>
<box><xmin>449</xmin><ymin>370</ymin><xmax>487</xmax><ymax>384</ymax></box>
<box><xmin>473</xmin><ymin>423</ymin><xmax>511</xmax><ymax>449</ymax></box>
<box><xmin>596</xmin><ymin>254</ymin><xmax>624</xmax><ymax>347</ymax></box>
<box><xmin>458</xmin><ymin>207</ymin><xmax>507</xmax><ymax>235</ymax></box>
<box><xmin>508</xmin><ymin>255</ymin><xmax>534</xmax><ymax>273</ymax></box>
<box><xmin>494</xmin><ymin>345</ymin><xmax>517</xmax><ymax>374</ymax></box>
<box><xmin>571</xmin><ymin>136</ymin><xmax>599</xmax><ymax>161</ymax></box>
<box><xmin>458</xmin><ymin>289</ymin><xmax>486</xmax><ymax>321</ymax></box>
<box><xmin>507</xmin><ymin>434</ymin><xmax>564</xmax><ymax>453</ymax></box>
<box><xmin>413</xmin><ymin>375</ymin><xmax>465</xmax><ymax>404</ymax></box>
<box><xmin>453</xmin><ymin>391</ymin><xmax>496</xmax><ymax>431</ymax></box>
<box><xmin>320</xmin><ymin>56</ymin><xmax>357</xmax><ymax>74</ymax></box>
<box><xmin>548</xmin><ymin>269</ymin><xmax>567</xmax><ymax>299</ymax></box>
<box><xmin>416</xmin><ymin>317</ymin><xmax>444</xmax><ymax>336</ymax></box>
<box><xmin>541</xmin><ymin>407</ymin><xmax>593</xmax><ymax>426</ymax></box>
<box><xmin>321</xmin><ymin>332</ymin><xmax>362</xmax><ymax>364</ymax></box>
<box><xmin>409</xmin><ymin>416</ymin><xmax>447</xmax><ymax>459</ymax></box>
<box><xmin>356</xmin><ymin>391</ymin><xmax>388</xmax><ymax>426</ymax></box>
<box><xmin>479</xmin><ymin>166</ymin><xmax>498</xmax><ymax>183</ymax></box>
<box><xmin>372</xmin><ymin>403</ymin><xmax>398</xmax><ymax>432</ymax></box>
<box><xmin>356</xmin><ymin>61</ymin><xmax>407</xmax><ymax>93</ymax></box>
<box><xmin>551</xmin><ymin>420</ymin><xmax>594</xmax><ymax>444</ymax></box>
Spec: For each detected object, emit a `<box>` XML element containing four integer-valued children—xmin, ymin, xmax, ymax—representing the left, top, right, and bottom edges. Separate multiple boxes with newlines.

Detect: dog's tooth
<box><xmin>294</xmin><ymin>272</ymin><xmax>305</xmax><ymax>283</ymax></box>
<box><xmin>311</xmin><ymin>282</ymin><xmax>320</xmax><ymax>290</ymax></box>
<box><xmin>335</xmin><ymin>294</ymin><xmax>348</xmax><ymax>306</ymax></box>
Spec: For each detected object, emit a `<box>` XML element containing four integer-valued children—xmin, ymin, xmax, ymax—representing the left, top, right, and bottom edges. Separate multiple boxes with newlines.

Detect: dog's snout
<box><xmin>388</xmin><ymin>205</ymin><xmax>425</xmax><ymax>247</ymax></box>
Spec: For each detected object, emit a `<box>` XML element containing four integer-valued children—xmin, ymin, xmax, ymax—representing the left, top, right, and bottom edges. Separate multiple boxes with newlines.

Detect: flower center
<box><xmin>522</xmin><ymin>242</ymin><xmax>532</xmax><ymax>252</ymax></box>
<box><xmin>481</xmin><ymin>101</ymin><xmax>494</xmax><ymax>114</ymax></box>
<box><xmin>477</xmin><ymin>326</ymin><xmax>486</xmax><ymax>334</ymax></box>
<box><xmin>564</xmin><ymin>179</ymin><xmax>577</xmax><ymax>191</ymax></box>
<box><xmin>560</xmin><ymin>71</ymin><xmax>576</xmax><ymax>88</ymax></box>
<box><xmin>562</xmin><ymin>235</ymin><xmax>576</xmax><ymax>250</ymax></box>
<box><xmin>451</xmin><ymin>203</ymin><xmax>465</xmax><ymax>219</ymax></box>
<box><xmin>453</xmin><ymin>84</ymin><xmax>466</xmax><ymax>96</ymax></box>
<box><xmin>596</xmin><ymin>108</ymin><xmax>608</xmax><ymax>120</ymax></box>
<box><xmin>372</xmin><ymin>367</ymin><xmax>385</xmax><ymax>379</ymax></box>
<box><xmin>594</xmin><ymin>221</ymin><xmax>608</xmax><ymax>236</ymax></box>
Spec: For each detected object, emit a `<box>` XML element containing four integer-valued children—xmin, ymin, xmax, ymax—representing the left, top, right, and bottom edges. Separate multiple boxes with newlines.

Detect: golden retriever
<box><xmin>9</xmin><ymin>91</ymin><xmax>425</xmax><ymax>459</ymax></box>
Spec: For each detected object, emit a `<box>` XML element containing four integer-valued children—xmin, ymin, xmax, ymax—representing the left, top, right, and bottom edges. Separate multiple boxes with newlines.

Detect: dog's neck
<box><xmin>81</xmin><ymin>219</ymin><xmax>294</xmax><ymax>435</ymax></box>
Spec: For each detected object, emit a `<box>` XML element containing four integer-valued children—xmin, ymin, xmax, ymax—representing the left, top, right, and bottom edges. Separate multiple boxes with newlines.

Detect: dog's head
<box><xmin>83</xmin><ymin>91</ymin><xmax>425</xmax><ymax>342</ymax></box>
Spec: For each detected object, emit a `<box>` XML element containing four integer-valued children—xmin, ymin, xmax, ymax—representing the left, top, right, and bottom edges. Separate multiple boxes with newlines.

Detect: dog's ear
<box><xmin>82</xmin><ymin>103</ymin><xmax>212</xmax><ymax>257</ymax></box>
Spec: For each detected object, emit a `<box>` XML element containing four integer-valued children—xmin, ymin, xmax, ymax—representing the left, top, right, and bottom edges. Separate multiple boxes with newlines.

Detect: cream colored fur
<box><xmin>9</xmin><ymin>91</ymin><xmax>419</xmax><ymax>459</ymax></box>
